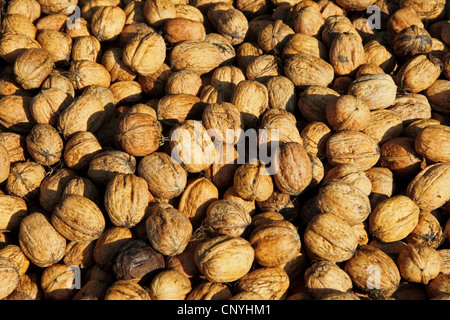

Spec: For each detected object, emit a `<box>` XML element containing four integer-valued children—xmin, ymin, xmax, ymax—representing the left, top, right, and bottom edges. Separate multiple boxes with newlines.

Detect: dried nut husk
<box><xmin>170</xmin><ymin>120</ymin><xmax>216</xmax><ymax>173</ymax></box>
<box><xmin>233</xmin><ymin>162</ymin><xmax>274</xmax><ymax>202</ymax></box>
<box><xmin>397</xmin><ymin>244</ymin><xmax>441</xmax><ymax>284</ymax></box>
<box><xmin>30</xmin><ymin>88</ymin><xmax>73</xmax><ymax>126</ymax></box>
<box><xmin>18</xmin><ymin>212</ymin><xmax>66</xmax><ymax>268</ymax></box>
<box><xmin>259</xmin><ymin>108</ymin><xmax>303</xmax><ymax>146</ymax></box>
<box><xmin>326</xmin><ymin>130</ymin><xmax>380</xmax><ymax>171</ymax></box>
<box><xmin>325</xmin><ymin>94</ymin><xmax>370</xmax><ymax>132</ymax></box>
<box><xmin>166</xmin><ymin>70</ymin><xmax>203</xmax><ymax>96</ymax></box>
<box><xmin>407</xmin><ymin>163</ymin><xmax>450</xmax><ymax>211</ymax></box>
<box><xmin>329</xmin><ymin>32</ymin><xmax>365</xmax><ymax>76</ymax></box>
<box><xmin>52</xmin><ymin>194</ymin><xmax>106</xmax><ymax>243</ymax></box>
<box><xmin>0</xmin><ymin>195</ymin><xmax>27</xmax><ymax>232</ymax></box>
<box><xmin>246</xmin><ymin>54</ymin><xmax>280</xmax><ymax>83</ymax></box>
<box><xmin>204</xmin><ymin>199</ymin><xmax>252</xmax><ymax>237</ymax></box>
<box><xmin>0</xmin><ymin>256</ymin><xmax>20</xmax><ymax>300</ymax></box>
<box><xmin>0</xmin><ymin>95</ymin><xmax>34</xmax><ymax>134</ymax></box>
<box><xmin>194</xmin><ymin>235</ymin><xmax>254</xmax><ymax>283</ymax></box>
<box><xmin>87</xmin><ymin>150</ymin><xmax>136</xmax><ymax>186</ymax></box>
<box><xmin>387</xmin><ymin>7</ymin><xmax>424</xmax><ymax>36</ymax></box>
<box><xmin>202</xmin><ymin>102</ymin><xmax>243</xmax><ymax>145</ymax></box>
<box><xmin>406</xmin><ymin>211</ymin><xmax>444</xmax><ymax>249</ymax></box>
<box><xmin>186</xmin><ymin>281</ymin><xmax>232</xmax><ymax>300</ymax></box>
<box><xmin>426</xmin><ymin>273</ymin><xmax>450</xmax><ymax>299</ymax></box>
<box><xmin>1</xmin><ymin>14</ymin><xmax>37</xmax><ymax>39</ymax></box>
<box><xmin>6</xmin><ymin>0</ymin><xmax>41</xmax><ymax>22</ymax></box>
<box><xmin>361</xmin><ymin>110</ymin><xmax>403</xmax><ymax>145</ymax></box>
<box><xmin>63</xmin><ymin>131</ymin><xmax>102</xmax><ymax>171</ymax></box>
<box><xmin>14</xmin><ymin>48</ymin><xmax>53</xmax><ymax>90</ymax></box>
<box><xmin>91</xmin><ymin>5</ymin><xmax>126</xmax><ymax>42</ymax></box>
<box><xmin>292</xmin><ymin>5</ymin><xmax>325</xmax><ymax>38</ymax></box>
<box><xmin>41</xmin><ymin>70</ymin><xmax>75</xmax><ymax>98</ymax></box>
<box><xmin>344</xmin><ymin>245</ymin><xmax>400</xmax><ymax>299</ymax></box>
<box><xmin>36</xmin><ymin>29</ymin><xmax>72</xmax><ymax>63</ymax></box>
<box><xmin>204</xmin><ymin>143</ymin><xmax>239</xmax><ymax>190</ymax></box>
<box><xmin>348</xmin><ymin>73</ymin><xmax>397</xmax><ymax>110</ymax></box>
<box><xmin>237</xmin><ymin>267</ymin><xmax>290</xmax><ymax>300</ymax></box>
<box><xmin>258</xmin><ymin>19</ymin><xmax>295</xmax><ymax>54</ymax></box>
<box><xmin>149</xmin><ymin>269</ymin><xmax>191</xmax><ymax>300</ymax></box>
<box><xmin>393</xmin><ymin>25</ymin><xmax>433</xmax><ymax>57</ymax></box>
<box><xmin>104</xmin><ymin>279</ymin><xmax>150</xmax><ymax>300</ymax></box>
<box><xmin>112</xmin><ymin>239</ymin><xmax>165</xmax><ymax>281</ymax></box>
<box><xmin>71</xmin><ymin>36</ymin><xmax>102</xmax><ymax>63</ymax></box>
<box><xmin>38</xmin><ymin>168</ymin><xmax>77</xmax><ymax>213</ymax></box>
<box><xmin>164</xmin><ymin>17</ymin><xmax>206</xmax><ymax>44</ymax></box>
<box><xmin>123</xmin><ymin>31</ymin><xmax>166</xmax><ymax>77</ymax></box>
<box><xmin>101</xmin><ymin>47</ymin><xmax>136</xmax><ymax>82</ymax></box>
<box><xmin>231</xmin><ymin>80</ymin><xmax>269</xmax><ymax>129</ymax></box>
<box><xmin>0</xmin><ymin>132</ymin><xmax>26</xmax><ymax>164</ymax></box>
<box><xmin>67</xmin><ymin>60</ymin><xmax>111</xmax><ymax>90</ymax></box>
<box><xmin>138</xmin><ymin>152</ymin><xmax>187</xmax><ymax>200</ymax></box>
<box><xmin>146</xmin><ymin>205</ymin><xmax>193</xmax><ymax>256</ymax></box>
<box><xmin>249</xmin><ymin>219</ymin><xmax>301</xmax><ymax>267</ymax></box>
<box><xmin>156</xmin><ymin>93</ymin><xmax>204</xmax><ymax>126</ymax></box>
<box><xmin>266</xmin><ymin>76</ymin><xmax>296</xmax><ymax>113</ymax></box>
<box><xmin>7</xmin><ymin>161</ymin><xmax>46</xmax><ymax>200</ymax></box>
<box><xmin>304</xmin><ymin>260</ymin><xmax>353</xmax><ymax>299</ymax></box>
<box><xmin>297</xmin><ymin>85</ymin><xmax>340</xmax><ymax>123</ymax></box>
<box><xmin>369</xmin><ymin>195</ymin><xmax>420</xmax><ymax>243</ymax></box>
<box><xmin>178</xmin><ymin>177</ymin><xmax>219</xmax><ymax>227</ymax></box>
<box><xmin>26</xmin><ymin>123</ymin><xmax>63</xmax><ymax>166</ymax></box>
<box><xmin>0</xmin><ymin>32</ymin><xmax>42</xmax><ymax>64</ymax></box>
<box><xmin>104</xmin><ymin>173</ymin><xmax>149</xmax><ymax>228</ymax></box>
<box><xmin>316</xmin><ymin>179</ymin><xmax>371</xmax><ymax>225</ymax></box>
<box><xmin>93</xmin><ymin>226</ymin><xmax>134</xmax><ymax>271</ymax></box>
<box><xmin>425</xmin><ymin>80</ymin><xmax>450</xmax><ymax>115</ymax></box>
<box><xmin>363</xmin><ymin>39</ymin><xmax>397</xmax><ymax>75</ymax></box>
<box><xmin>396</xmin><ymin>55</ymin><xmax>441</xmax><ymax>93</ymax></box>
<box><xmin>273</xmin><ymin>141</ymin><xmax>312</xmax><ymax>196</ymax></box>
<box><xmin>62</xmin><ymin>176</ymin><xmax>100</xmax><ymax>204</ymax></box>
<box><xmin>415</xmin><ymin>125</ymin><xmax>450</xmax><ymax>164</ymax></box>
<box><xmin>284</xmin><ymin>53</ymin><xmax>334</xmax><ymax>88</ymax></box>
<box><xmin>63</xmin><ymin>240</ymin><xmax>95</xmax><ymax>269</ymax></box>
<box><xmin>323</xmin><ymin>163</ymin><xmax>372</xmax><ymax>196</ymax></box>
<box><xmin>116</xmin><ymin>109</ymin><xmax>162</xmax><ymax>157</ymax></box>
<box><xmin>304</xmin><ymin>212</ymin><xmax>359</xmax><ymax>262</ymax></box>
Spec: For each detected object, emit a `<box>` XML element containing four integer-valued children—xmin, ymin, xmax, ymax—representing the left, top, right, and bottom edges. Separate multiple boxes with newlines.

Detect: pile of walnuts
<box><xmin>0</xmin><ymin>0</ymin><xmax>450</xmax><ymax>301</ymax></box>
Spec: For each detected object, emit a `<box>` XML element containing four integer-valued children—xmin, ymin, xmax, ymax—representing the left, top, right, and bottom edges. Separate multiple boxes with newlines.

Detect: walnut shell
<box><xmin>138</xmin><ymin>152</ymin><xmax>187</xmax><ymax>200</ymax></box>
<box><xmin>399</xmin><ymin>0</ymin><xmax>446</xmax><ymax>24</ymax></box>
<box><xmin>415</xmin><ymin>125</ymin><xmax>450</xmax><ymax>164</ymax></box>
<box><xmin>18</xmin><ymin>212</ymin><xmax>66</xmax><ymax>268</ymax></box>
<box><xmin>30</xmin><ymin>88</ymin><xmax>73</xmax><ymax>126</ymax></box>
<box><xmin>6</xmin><ymin>161</ymin><xmax>46</xmax><ymax>200</ymax></box>
<box><xmin>38</xmin><ymin>168</ymin><xmax>77</xmax><ymax>213</ymax></box>
<box><xmin>231</xmin><ymin>80</ymin><xmax>269</xmax><ymax>129</ymax></box>
<box><xmin>186</xmin><ymin>281</ymin><xmax>232</xmax><ymax>300</ymax></box>
<box><xmin>202</xmin><ymin>102</ymin><xmax>243</xmax><ymax>145</ymax></box>
<box><xmin>41</xmin><ymin>70</ymin><xmax>75</xmax><ymax>98</ymax></box>
<box><xmin>236</xmin><ymin>41</ymin><xmax>263</xmax><ymax>70</ymax></box>
<box><xmin>6</xmin><ymin>0</ymin><xmax>41</xmax><ymax>22</ymax></box>
<box><xmin>87</xmin><ymin>150</ymin><xmax>136</xmax><ymax>186</ymax></box>
<box><xmin>282</xmin><ymin>33</ymin><xmax>328</xmax><ymax>61</ymax></box>
<box><xmin>0</xmin><ymin>144</ymin><xmax>10</xmax><ymax>184</ymax></box>
<box><xmin>156</xmin><ymin>93</ymin><xmax>204</xmax><ymax>126</ymax></box>
<box><xmin>344</xmin><ymin>244</ymin><xmax>400</xmax><ymax>299</ymax></box>
<box><xmin>165</xmin><ymin>70</ymin><xmax>203</xmax><ymax>96</ymax></box>
<box><xmin>36</xmin><ymin>29</ymin><xmax>72</xmax><ymax>63</ymax></box>
<box><xmin>361</xmin><ymin>109</ymin><xmax>404</xmax><ymax>145</ymax></box>
<box><xmin>363</xmin><ymin>39</ymin><xmax>397</xmax><ymax>74</ymax></box>
<box><xmin>0</xmin><ymin>244</ymin><xmax>29</xmax><ymax>278</ymax></box>
<box><xmin>329</xmin><ymin>32</ymin><xmax>365</xmax><ymax>76</ymax></box>
<box><xmin>369</xmin><ymin>195</ymin><xmax>420</xmax><ymax>243</ymax></box>
<box><xmin>0</xmin><ymin>95</ymin><xmax>34</xmax><ymax>134</ymax></box>
<box><xmin>5</xmin><ymin>272</ymin><xmax>42</xmax><ymax>300</ymax></box>
<box><xmin>93</xmin><ymin>226</ymin><xmax>134</xmax><ymax>271</ymax></box>
<box><xmin>321</xmin><ymin>15</ymin><xmax>359</xmax><ymax>48</ymax></box>
<box><xmin>63</xmin><ymin>131</ymin><xmax>102</xmax><ymax>171</ymax></box>
<box><xmin>0</xmin><ymin>256</ymin><xmax>21</xmax><ymax>299</ymax></box>
<box><xmin>323</xmin><ymin>163</ymin><xmax>372</xmax><ymax>196</ymax></box>
<box><xmin>265</xmin><ymin>76</ymin><xmax>296</xmax><ymax>113</ymax></box>
<box><xmin>426</xmin><ymin>273</ymin><xmax>450</xmax><ymax>299</ymax></box>
<box><xmin>26</xmin><ymin>123</ymin><xmax>63</xmax><ymax>166</ymax></box>
<box><xmin>71</xmin><ymin>36</ymin><xmax>102</xmax><ymax>63</ymax></box>
<box><xmin>149</xmin><ymin>269</ymin><xmax>191</xmax><ymax>300</ymax></box>
<box><xmin>204</xmin><ymin>144</ymin><xmax>239</xmax><ymax>190</ymax></box>
<box><xmin>144</xmin><ymin>0</ymin><xmax>177</xmax><ymax>27</ymax></box>
<box><xmin>0</xmin><ymin>195</ymin><xmax>27</xmax><ymax>232</ymax></box>
<box><xmin>0</xmin><ymin>32</ymin><xmax>41</xmax><ymax>64</ymax></box>
<box><xmin>165</xmin><ymin>239</ymin><xmax>201</xmax><ymax>279</ymax></box>
<box><xmin>284</xmin><ymin>53</ymin><xmax>334</xmax><ymax>89</ymax></box>
<box><xmin>403</xmin><ymin>118</ymin><xmax>441</xmax><ymax>139</ymax></box>
<box><xmin>1</xmin><ymin>13</ymin><xmax>37</xmax><ymax>39</ymax></box>
<box><xmin>246</xmin><ymin>54</ymin><xmax>280</xmax><ymax>83</ymax></box>
<box><xmin>104</xmin><ymin>279</ymin><xmax>150</xmax><ymax>300</ymax></box>
<box><xmin>325</xmin><ymin>94</ymin><xmax>371</xmax><ymax>132</ymax></box>
<box><xmin>61</xmin><ymin>176</ymin><xmax>100</xmax><ymax>204</ymax></box>
<box><xmin>380</xmin><ymin>136</ymin><xmax>423</xmax><ymax>178</ymax></box>
<box><xmin>67</xmin><ymin>60</ymin><xmax>111</xmax><ymax>90</ymax></box>
<box><xmin>52</xmin><ymin>194</ymin><xmax>106</xmax><ymax>242</ymax></box>
<box><xmin>0</xmin><ymin>132</ymin><xmax>26</xmax><ymax>164</ymax></box>
<box><xmin>396</xmin><ymin>55</ymin><xmax>441</xmax><ymax>93</ymax></box>
<box><xmin>348</xmin><ymin>73</ymin><xmax>398</xmax><ymax>110</ymax></box>
<box><xmin>258</xmin><ymin>19</ymin><xmax>295</xmax><ymax>53</ymax></box>
<box><xmin>387</xmin><ymin>6</ymin><xmax>424</xmax><ymax>36</ymax></box>
<box><xmin>63</xmin><ymin>240</ymin><xmax>95</xmax><ymax>269</ymax></box>
<box><xmin>259</xmin><ymin>108</ymin><xmax>303</xmax><ymax>147</ymax></box>
<box><xmin>204</xmin><ymin>199</ymin><xmax>252</xmax><ymax>237</ymax></box>
<box><xmin>194</xmin><ymin>235</ymin><xmax>254</xmax><ymax>283</ymax></box>
<box><xmin>397</xmin><ymin>244</ymin><xmax>441</xmax><ymax>285</ymax></box>
<box><xmin>233</xmin><ymin>161</ymin><xmax>274</xmax><ymax>202</ymax></box>
<box><xmin>393</xmin><ymin>25</ymin><xmax>433</xmax><ymax>57</ymax></box>
<box><xmin>165</xmin><ymin>17</ymin><xmax>206</xmax><ymax>44</ymax></box>
<box><xmin>91</xmin><ymin>5</ymin><xmax>126</xmax><ymax>42</ymax></box>
<box><xmin>101</xmin><ymin>47</ymin><xmax>137</xmax><ymax>82</ymax></box>
<box><xmin>405</xmin><ymin>211</ymin><xmax>444</xmax><ymax>249</ymax></box>
<box><xmin>236</xmin><ymin>267</ymin><xmax>289</xmax><ymax>300</ymax></box>
<box><xmin>292</xmin><ymin>5</ymin><xmax>325</xmax><ymax>38</ymax></box>
<box><xmin>425</xmin><ymin>80</ymin><xmax>450</xmax><ymax>115</ymax></box>
<box><xmin>298</xmin><ymin>85</ymin><xmax>340</xmax><ymax>123</ymax></box>
<box><xmin>73</xmin><ymin>279</ymin><xmax>108</xmax><ymax>301</ymax></box>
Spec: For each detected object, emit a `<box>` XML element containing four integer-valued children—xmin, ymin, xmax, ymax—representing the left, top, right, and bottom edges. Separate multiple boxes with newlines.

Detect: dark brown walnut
<box><xmin>87</xmin><ymin>150</ymin><xmax>136</xmax><ymax>186</ymax></box>
<box><xmin>112</xmin><ymin>239</ymin><xmax>165</xmax><ymax>281</ymax></box>
<box><xmin>104</xmin><ymin>173</ymin><xmax>150</xmax><ymax>228</ymax></box>
<box><xmin>393</xmin><ymin>25</ymin><xmax>433</xmax><ymax>57</ymax></box>
<box><xmin>52</xmin><ymin>194</ymin><xmax>106</xmax><ymax>243</ymax></box>
<box><xmin>93</xmin><ymin>226</ymin><xmax>134</xmax><ymax>271</ymax></box>
<box><xmin>26</xmin><ymin>123</ymin><xmax>63</xmax><ymax>167</ymax></box>
<box><xmin>39</xmin><ymin>168</ymin><xmax>77</xmax><ymax>213</ymax></box>
<box><xmin>18</xmin><ymin>212</ymin><xmax>66</xmax><ymax>268</ymax></box>
<box><xmin>344</xmin><ymin>245</ymin><xmax>400</xmax><ymax>299</ymax></box>
<box><xmin>204</xmin><ymin>199</ymin><xmax>252</xmax><ymax>237</ymax></box>
<box><xmin>6</xmin><ymin>161</ymin><xmax>46</xmax><ymax>200</ymax></box>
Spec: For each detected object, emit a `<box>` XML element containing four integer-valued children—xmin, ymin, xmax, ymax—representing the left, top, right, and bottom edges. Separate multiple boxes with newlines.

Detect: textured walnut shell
<box><xmin>194</xmin><ymin>235</ymin><xmax>254</xmax><ymax>283</ymax></box>
<box><xmin>144</xmin><ymin>0</ymin><xmax>177</xmax><ymax>27</ymax></box>
<box><xmin>91</xmin><ymin>5</ymin><xmax>126</xmax><ymax>42</ymax></box>
<box><xmin>325</xmin><ymin>94</ymin><xmax>370</xmax><ymax>132</ymax></box>
<box><xmin>0</xmin><ymin>132</ymin><xmax>26</xmax><ymax>164</ymax></box>
<box><xmin>393</xmin><ymin>25</ymin><xmax>433</xmax><ymax>57</ymax></box>
<box><xmin>344</xmin><ymin>245</ymin><xmax>400</xmax><ymax>299</ymax></box>
<box><xmin>204</xmin><ymin>199</ymin><xmax>252</xmax><ymax>237</ymax></box>
<box><xmin>52</xmin><ymin>194</ymin><xmax>106</xmax><ymax>242</ymax></box>
<box><xmin>316</xmin><ymin>179</ymin><xmax>371</xmax><ymax>225</ymax></box>
<box><xmin>397</xmin><ymin>244</ymin><xmax>441</xmax><ymax>285</ymax></box>
<box><xmin>41</xmin><ymin>70</ymin><xmax>75</xmax><ymax>98</ymax></box>
<box><xmin>38</xmin><ymin>168</ymin><xmax>77</xmax><ymax>213</ymax></box>
<box><xmin>13</xmin><ymin>47</ymin><xmax>54</xmax><ymax>90</ymax></box>
<box><xmin>426</xmin><ymin>273</ymin><xmax>450</xmax><ymax>299</ymax></box>
<box><xmin>101</xmin><ymin>47</ymin><xmax>137</xmax><ymax>82</ymax></box>
<box><xmin>6</xmin><ymin>0</ymin><xmax>41</xmax><ymax>22</ymax></box>
<box><xmin>30</xmin><ymin>88</ymin><xmax>73</xmax><ymax>126</ymax></box>
<box><xmin>403</xmin><ymin>119</ymin><xmax>441</xmax><ymax>139</ymax></box>
<box><xmin>73</xmin><ymin>279</ymin><xmax>108</xmax><ymax>300</ymax></box>
<box><xmin>249</xmin><ymin>219</ymin><xmax>301</xmax><ymax>267</ymax></box>
<box><xmin>0</xmin><ymin>144</ymin><xmax>9</xmax><ymax>184</ymax></box>
<box><xmin>259</xmin><ymin>108</ymin><xmax>303</xmax><ymax>146</ymax></box>
<box><xmin>202</xmin><ymin>102</ymin><xmax>243</xmax><ymax>145</ymax></box>
<box><xmin>304</xmin><ymin>212</ymin><xmax>359</xmax><ymax>262</ymax></box>
<box><xmin>204</xmin><ymin>143</ymin><xmax>239</xmax><ymax>190</ymax></box>
<box><xmin>215</xmin><ymin>8</ymin><xmax>249</xmax><ymax>45</ymax></box>
<box><xmin>165</xmin><ymin>239</ymin><xmax>201</xmax><ymax>279</ymax></box>
<box><xmin>138</xmin><ymin>152</ymin><xmax>187</xmax><ymax>200</ymax></box>
<box><xmin>258</xmin><ymin>19</ymin><xmax>294</xmax><ymax>53</ymax></box>
<box><xmin>0</xmin><ymin>244</ymin><xmax>29</xmax><ymax>278</ymax></box>
<box><xmin>63</xmin><ymin>131</ymin><xmax>102</xmax><ymax>171</ymax></box>
<box><xmin>407</xmin><ymin>163</ymin><xmax>450</xmax><ymax>211</ymax></box>
<box><xmin>6</xmin><ymin>161</ymin><xmax>46</xmax><ymax>200</ymax></box>
<box><xmin>388</xmin><ymin>93</ymin><xmax>432</xmax><ymax>126</ymax></box>
<box><xmin>0</xmin><ymin>32</ymin><xmax>41</xmax><ymax>63</ymax></box>
<box><xmin>149</xmin><ymin>269</ymin><xmax>191</xmax><ymax>300</ymax></box>
<box><xmin>304</xmin><ymin>260</ymin><xmax>353</xmax><ymax>299</ymax></box>
<box><xmin>18</xmin><ymin>212</ymin><xmax>66</xmax><ymax>268</ymax></box>
<box><xmin>246</xmin><ymin>54</ymin><xmax>280</xmax><ymax>83</ymax></box>
<box><xmin>329</xmin><ymin>32</ymin><xmax>365</xmax><ymax>76</ymax></box>
<box><xmin>405</xmin><ymin>211</ymin><xmax>444</xmax><ymax>249</ymax></box>
<box><xmin>282</xmin><ymin>33</ymin><xmax>328</xmax><ymax>61</ymax></box>
<box><xmin>62</xmin><ymin>176</ymin><xmax>100</xmax><ymax>204</ymax></box>
<box><xmin>387</xmin><ymin>6</ymin><xmax>424</xmax><ymax>36</ymax></box>
<box><xmin>186</xmin><ymin>281</ymin><xmax>232</xmax><ymax>300</ymax></box>
<box><xmin>363</xmin><ymin>39</ymin><xmax>397</xmax><ymax>74</ymax></box>
<box><xmin>256</xmin><ymin>191</ymin><xmax>297</xmax><ymax>221</ymax></box>
<box><xmin>297</xmin><ymin>85</ymin><xmax>340</xmax><ymax>123</ymax></box>
<box><xmin>67</xmin><ymin>60</ymin><xmax>111</xmax><ymax>90</ymax></box>
<box><xmin>348</xmin><ymin>73</ymin><xmax>397</xmax><ymax>110</ymax></box>
<box><xmin>0</xmin><ymin>256</ymin><xmax>21</xmax><ymax>300</ymax></box>
<box><xmin>165</xmin><ymin>70</ymin><xmax>203</xmax><ymax>96</ymax></box>
<box><xmin>321</xmin><ymin>15</ymin><xmax>359</xmax><ymax>48</ymax></box>
<box><xmin>63</xmin><ymin>240</ymin><xmax>95</xmax><ymax>269</ymax></box>
<box><xmin>237</xmin><ymin>267</ymin><xmax>289</xmax><ymax>300</ymax></box>
<box><xmin>415</xmin><ymin>125</ymin><xmax>450</xmax><ymax>164</ymax></box>
<box><xmin>273</xmin><ymin>141</ymin><xmax>312</xmax><ymax>196</ymax></box>
<box><xmin>326</xmin><ymin>130</ymin><xmax>380</xmax><ymax>171</ymax></box>
<box><xmin>104</xmin><ymin>279</ymin><xmax>150</xmax><ymax>300</ymax></box>
<box><xmin>36</xmin><ymin>29</ymin><xmax>72</xmax><ymax>63</ymax></box>
<box><xmin>399</xmin><ymin>0</ymin><xmax>446</xmax><ymax>23</ymax></box>
<box><xmin>5</xmin><ymin>272</ymin><xmax>42</xmax><ymax>301</ymax></box>
<box><xmin>0</xmin><ymin>95</ymin><xmax>34</xmax><ymax>134</ymax></box>
<box><xmin>231</xmin><ymin>80</ymin><xmax>268</xmax><ymax>129</ymax></box>
<box><xmin>156</xmin><ymin>93</ymin><xmax>204</xmax><ymax>126</ymax></box>
<box><xmin>93</xmin><ymin>227</ymin><xmax>134</xmax><ymax>271</ymax></box>
<box><xmin>0</xmin><ymin>195</ymin><xmax>27</xmax><ymax>232</ymax></box>
<box><xmin>146</xmin><ymin>206</ymin><xmax>193</xmax><ymax>256</ymax></box>
<box><xmin>233</xmin><ymin>162</ymin><xmax>274</xmax><ymax>202</ymax></box>
<box><xmin>178</xmin><ymin>177</ymin><xmax>219</xmax><ymax>227</ymax></box>
<box><xmin>165</xmin><ymin>17</ymin><xmax>206</xmax><ymax>44</ymax></box>
<box><xmin>87</xmin><ymin>150</ymin><xmax>136</xmax><ymax>186</ymax></box>
<box><xmin>236</xmin><ymin>41</ymin><xmax>263</xmax><ymax>70</ymax></box>
<box><xmin>425</xmin><ymin>80</ymin><xmax>450</xmax><ymax>115</ymax></box>
<box><xmin>109</xmin><ymin>80</ymin><xmax>143</xmax><ymax>106</ymax></box>
<box><xmin>396</xmin><ymin>55</ymin><xmax>441</xmax><ymax>93</ymax></box>
<box><xmin>381</xmin><ymin>136</ymin><xmax>423</xmax><ymax>178</ymax></box>
<box><xmin>292</xmin><ymin>5</ymin><xmax>325</xmax><ymax>38</ymax></box>
<box><xmin>26</xmin><ymin>123</ymin><xmax>63</xmax><ymax>166</ymax></box>
<box><xmin>1</xmin><ymin>13</ymin><xmax>36</xmax><ymax>39</ymax></box>
<box><xmin>323</xmin><ymin>163</ymin><xmax>372</xmax><ymax>196</ymax></box>
<box><xmin>335</xmin><ymin>0</ymin><xmax>375</xmax><ymax>10</ymax></box>
<box><xmin>369</xmin><ymin>195</ymin><xmax>420</xmax><ymax>243</ymax></box>
<box><xmin>361</xmin><ymin>110</ymin><xmax>403</xmax><ymax>145</ymax></box>
<box><xmin>284</xmin><ymin>53</ymin><xmax>334</xmax><ymax>88</ymax></box>
<box><xmin>265</xmin><ymin>76</ymin><xmax>296</xmax><ymax>113</ymax></box>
